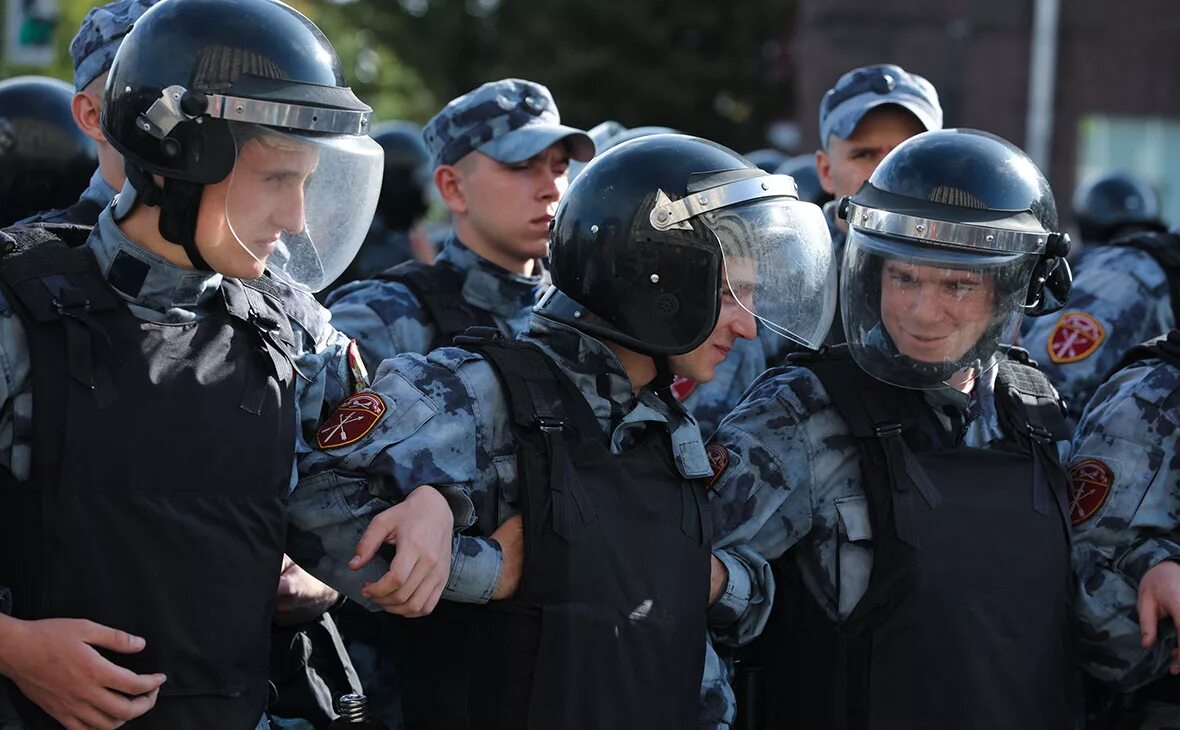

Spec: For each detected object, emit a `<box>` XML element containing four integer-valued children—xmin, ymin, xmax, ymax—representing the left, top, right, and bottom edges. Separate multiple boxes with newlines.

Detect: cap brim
<box><xmin>823</xmin><ymin>95</ymin><xmax>941</xmax><ymax>146</ymax></box>
<box><xmin>478</xmin><ymin>124</ymin><xmax>596</xmax><ymax>164</ymax></box>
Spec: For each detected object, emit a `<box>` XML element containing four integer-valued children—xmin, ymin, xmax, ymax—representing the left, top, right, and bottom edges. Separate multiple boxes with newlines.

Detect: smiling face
<box><xmin>669</xmin><ymin>257</ymin><xmax>759</xmax><ymax>383</ymax></box>
<box><xmin>195</xmin><ymin>134</ymin><xmax>320</xmax><ymax>279</ymax></box>
<box><xmin>879</xmin><ymin>260</ymin><xmax>997</xmax><ymax>364</ymax></box>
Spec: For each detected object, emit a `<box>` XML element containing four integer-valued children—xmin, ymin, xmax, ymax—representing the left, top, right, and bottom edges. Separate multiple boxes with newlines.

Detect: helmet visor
<box><xmin>225</xmin><ymin>124</ymin><xmax>383</xmax><ymax>292</ymax></box>
<box><xmin>707</xmin><ymin>197</ymin><xmax>837</xmax><ymax>350</ymax></box>
<box><xmin>842</xmin><ymin>230</ymin><xmax>1035</xmax><ymax>389</ymax></box>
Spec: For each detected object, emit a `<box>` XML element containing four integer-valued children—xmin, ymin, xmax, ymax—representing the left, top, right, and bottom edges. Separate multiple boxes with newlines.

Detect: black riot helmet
<box><xmin>0</xmin><ymin>76</ymin><xmax>97</xmax><ymax>227</ymax></box>
<box><xmin>838</xmin><ymin>128</ymin><xmax>1072</xmax><ymax>389</ymax></box>
<box><xmin>1072</xmin><ymin>172</ymin><xmax>1165</xmax><ymax>243</ymax></box>
<box><xmin>775</xmin><ymin>154</ymin><xmax>833</xmax><ymax>207</ymax></box>
<box><xmin>372</xmin><ymin>121</ymin><xmax>430</xmax><ymax>232</ymax></box>
<box><xmin>102</xmin><ymin>0</ymin><xmax>382</xmax><ymax>292</ymax></box>
<box><xmin>546</xmin><ymin>133</ymin><xmax>837</xmax><ymax>356</ymax></box>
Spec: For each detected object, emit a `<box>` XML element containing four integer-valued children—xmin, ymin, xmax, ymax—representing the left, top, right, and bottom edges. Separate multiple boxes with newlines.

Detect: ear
<box><xmin>434</xmin><ymin>165</ymin><xmax>467</xmax><ymax>215</ymax></box>
<box><xmin>815</xmin><ymin>148</ymin><xmax>836</xmax><ymax>195</ymax></box>
<box><xmin>71</xmin><ymin>90</ymin><xmax>107</xmax><ymax>145</ymax></box>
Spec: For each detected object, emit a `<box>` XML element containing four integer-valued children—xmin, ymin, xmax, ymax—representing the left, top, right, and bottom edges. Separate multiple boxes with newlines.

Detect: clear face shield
<box><xmin>225</xmin><ymin>123</ymin><xmax>383</xmax><ymax>292</ymax></box>
<box><xmin>842</xmin><ymin>230</ymin><xmax>1036</xmax><ymax>389</ymax></box>
<box><xmin>650</xmin><ymin>173</ymin><xmax>838</xmax><ymax>350</ymax></box>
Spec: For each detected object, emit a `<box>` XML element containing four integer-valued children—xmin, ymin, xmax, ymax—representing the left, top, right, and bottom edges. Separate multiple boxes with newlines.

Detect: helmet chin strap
<box><xmin>122</xmin><ymin>163</ymin><xmax>214</xmax><ymax>272</ymax></box>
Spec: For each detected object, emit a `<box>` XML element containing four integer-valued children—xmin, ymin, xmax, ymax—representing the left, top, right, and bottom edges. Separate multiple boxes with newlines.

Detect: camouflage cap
<box><xmin>818</xmin><ymin>64</ymin><xmax>942</xmax><ymax>150</ymax></box>
<box><xmin>422</xmin><ymin>78</ymin><xmax>594</xmax><ymax>169</ymax></box>
<box><xmin>70</xmin><ymin>0</ymin><xmax>160</xmax><ymax>91</ymax></box>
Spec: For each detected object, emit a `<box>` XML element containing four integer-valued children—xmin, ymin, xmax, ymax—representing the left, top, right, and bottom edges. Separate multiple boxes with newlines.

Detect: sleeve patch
<box><xmin>1048</xmin><ymin>312</ymin><xmax>1106</xmax><ymax>364</ymax></box>
<box><xmin>316</xmin><ymin>392</ymin><xmax>388</xmax><ymax>449</ymax></box>
<box><xmin>705</xmin><ymin>442</ymin><xmax>729</xmax><ymax>490</ymax></box>
<box><xmin>1068</xmin><ymin>458</ymin><xmax>1114</xmax><ymax>525</ymax></box>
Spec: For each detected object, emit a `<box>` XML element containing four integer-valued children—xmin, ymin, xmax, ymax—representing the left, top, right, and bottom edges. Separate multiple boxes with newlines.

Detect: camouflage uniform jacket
<box><xmin>1021</xmin><ymin>245</ymin><xmax>1174</xmax><ymax>425</ymax></box>
<box><xmin>1070</xmin><ymin>355</ymin><xmax>1180</xmax><ymax>693</ymax></box>
<box><xmin>707</xmin><ymin>360</ymin><xmax>1070</xmax><ymax>626</ymax></box>
<box><xmin>294</xmin><ymin>291</ymin><xmax>773</xmax><ymax>728</ymax></box>
<box><xmin>325</xmin><ymin>235</ymin><xmax>544</xmax><ymax>367</ymax></box>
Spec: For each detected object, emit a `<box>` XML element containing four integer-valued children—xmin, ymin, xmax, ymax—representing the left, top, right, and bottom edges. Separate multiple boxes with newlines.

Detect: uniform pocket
<box><xmin>834</xmin><ymin>495</ymin><xmax>874</xmax><ymax>620</ymax></box>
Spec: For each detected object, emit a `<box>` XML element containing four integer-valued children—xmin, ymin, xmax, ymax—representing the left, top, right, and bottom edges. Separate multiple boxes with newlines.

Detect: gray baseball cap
<box><xmin>818</xmin><ymin>64</ymin><xmax>942</xmax><ymax>149</ymax></box>
<box><xmin>422</xmin><ymin>78</ymin><xmax>594</xmax><ymax>169</ymax></box>
<box><xmin>69</xmin><ymin>0</ymin><xmax>160</xmax><ymax>91</ymax></box>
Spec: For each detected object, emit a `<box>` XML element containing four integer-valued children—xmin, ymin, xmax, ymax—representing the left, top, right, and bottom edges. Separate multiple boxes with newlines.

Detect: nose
<box><xmin>730</xmin><ymin>303</ymin><xmax>758</xmax><ymax>340</ymax></box>
<box><xmin>275</xmin><ymin>185</ymin><xmax>306</xmax><ymax>234</ymax></box>
<box><xmin>908</xmin><ymin>284</ymin><xmax>947</xmax><ymax>327</ymax></box>
<box><xmin>538</xmin><ymin>167</ymin><xmax>563</xmax><ymax>203</ymax></box>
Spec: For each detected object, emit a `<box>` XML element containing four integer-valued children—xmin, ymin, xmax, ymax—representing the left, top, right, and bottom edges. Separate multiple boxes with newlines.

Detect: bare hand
<box><xmin>1137</xmin><ymin>559</ymin><xmax>1180</xmax><ymax>674</ymax></box>
<box><xmin>351</xmin><ymin>485</ymin><xmax>454</xmax><ymax>617</ymax></box>
<box><xmin>490</xmin><ymin>515</ymin><xmax>524</xmax><ymax>601</ymax></box>
<box><xmin>0</xmin><ymin>615</ymin><xmax>166</xmax><ymax>730</ymax></box>
<box><xmin>275</xmin><ymin>555</ymin><xmax>340</xmax><ymax>626</ymax></box>
<box><xmin>709</xmin><ymin>555</ymin><xmax>728</xmax><ymax>606</ymax></box>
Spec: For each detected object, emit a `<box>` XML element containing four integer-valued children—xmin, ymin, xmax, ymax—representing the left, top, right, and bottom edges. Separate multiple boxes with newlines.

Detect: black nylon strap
<box><xmin>378</xmin><ymin>261</ymin><xmax>497</xmax><ymax>351</ymax></box>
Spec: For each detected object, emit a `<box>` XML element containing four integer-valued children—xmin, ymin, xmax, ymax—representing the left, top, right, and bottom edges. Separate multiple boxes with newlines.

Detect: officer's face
<box><xmin>669</xmin><ymin>257</ymin><xmax>758</xmax><ymax>383</ymax></box>
<box><xmin>195</xmin><ymin>136</ymin><xmax>319</xmax><ymax>278</ymax></box>
<box><xmin>879</xmin><ymin>260</ymin><xmax>996</xmax><ymax>363</ymax></box>
<box><xmin>816</xmin><ymin>106</ymin><xmax>927</xmax><ymax>201</ymax></box>
<box><xmin>450</xmin><ymin>142</ymin><xmax>569</xmax><ymax>265</ymax></box>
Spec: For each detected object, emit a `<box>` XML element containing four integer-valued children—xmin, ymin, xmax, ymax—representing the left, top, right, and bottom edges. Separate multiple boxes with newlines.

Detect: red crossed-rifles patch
<box><xmin>1047</xmin><ymin>312</ymin><xmax>1106</xmax><ymax>364</ymax></box>
<box><xmin>316</xmin><ymin>392</ymin><xmax>387</xmax><ymax>449</ymax></box>
<box><xmin>705</xmin><ymin>443</ymin><xmax>729</xmax><ymax>490</ymax></box>
<box><xmin>1068</xmin><ymin>458</ymin><xmax>1114</xmax><ymax>525</ymax></box>
<box><xmin>671</xmin><ymin>375</ymin><xmax>699</xmax><ymax>401</ymax></box>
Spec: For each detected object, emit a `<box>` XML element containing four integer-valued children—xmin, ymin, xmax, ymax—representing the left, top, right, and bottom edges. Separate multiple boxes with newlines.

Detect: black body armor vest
<box><xmin>0</xmin><ymin>228</ymin><xmax>299</xmax><ymax>730</ymax></box>
<box><xmin>761</xmin><ymin>346</ymin><xmax>1078</xmax><ymax>730</ymax></box>
<box><xmin>394</xmin><ymin>328</ymin><xmax>711</xmax><ymax>730</ymax></box>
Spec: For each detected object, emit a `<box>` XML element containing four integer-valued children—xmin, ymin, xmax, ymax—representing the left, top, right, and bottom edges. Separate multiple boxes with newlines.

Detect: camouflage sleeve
<box><xmin>292</xmin><ymin>348</ymin><xmax>509</xmax><ymax>607</ymax></box>
<box><xmin>708</xmin><ymin>545</ymin><xmax>772</xmax><ymax>647</ymax></box>
<box><xmin>706</xmin><ymin>367</ymin><xmax>819</xmax><ymax>642</ymax></box>
<box><xmin>0</xmin><ymin>288</ymin><xmax>31</xmax><ymax>482</ymax></box>
<box><xmin>698</xmin><ymin>637</ymin><xmax>736</xmax><ymax>728</ymax></box>
<box><xmin>1021</xmin><ymin>247</ymin><xmax>1171</xmax><ymax>421</ymax></box>
<box><xmin>327</xmin><ymin>279</ymin><xmax>436</xmax><ymax>367</ymax></box>
<box><xmin>1070</xmin><ymin>359</ymin><xmax>1180</xmax><ymax>690</ymax></box>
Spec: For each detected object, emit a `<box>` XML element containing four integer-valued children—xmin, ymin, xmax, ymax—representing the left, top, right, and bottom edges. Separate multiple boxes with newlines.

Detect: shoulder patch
<box><xmin>1068</xmin><ymin>458</ymin><xmax>1114</xmax><ymax>525</ymax></box>
<box><xmin>671</xmin><ymin>375</ymin><xmax>698</xmax><ymax>401</ymax></box>
<box><xmin>705</xmin><ymin>443</ymin><xmax>729</xmax><ymax>490</ymax></box>
<box><xmin>316</xmin><ymin>391</ymin><xmax>388</xmax><ymax>449</ymax></box>
<box><xmin>1048</xmin><ymin>312</ymin><xmax>1106</xmax><ymax>364</ymax></box>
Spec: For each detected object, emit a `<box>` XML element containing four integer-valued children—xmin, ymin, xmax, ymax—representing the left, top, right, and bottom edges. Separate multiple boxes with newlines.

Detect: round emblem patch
<box><xmin>705</xmin><ymin>443</ymin><xmax>729</xmax><ymax>490</ymax></box>
<box><xmin>1047</xmin><ymin>312</ymin><xmax>1106</xmax><ymax>364</ymax></box>
<box><xmin>1068</xmin><ymin>458</ymin><xmax>1114</xmax><ymax>525</ymax></box>
<box><xmin>671</xmin><ymin>375</ymin><xmax>698</xmax><ymax>401</ymax></box>
<box><xmin>316</xmin><ymin>392</ymin><xmax>388</xmax><ymax>450</ymax></box>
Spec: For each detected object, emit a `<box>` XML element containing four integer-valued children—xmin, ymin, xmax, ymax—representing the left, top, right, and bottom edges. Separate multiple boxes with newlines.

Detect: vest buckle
<box><xmin>52</xmin><ymin>294</ymin><xmax>91</xmax><ymax>317</ymax></box>
<box><xmin>874</xmin><ymin>422</ymin><xmax>902</xmax><ymax>438</ymax></box>
<box><xmin>534</xmin><ymin>415</ymin><xmax>564</xmax><ymax>433</ymax></box>
<box><xmin>1025</xmin><ymin>422</ymin><xmax>1053</xmax><ymax>443</ymax></box>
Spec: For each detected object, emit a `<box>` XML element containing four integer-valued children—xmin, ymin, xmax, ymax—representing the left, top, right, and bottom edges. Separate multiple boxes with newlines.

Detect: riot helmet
<box><xmin>1072</xmin><ymin>172</ymin><xmax>1165</xmax><ymax>243</ymax></box>
<box><xmin>546</xmin><ymin>133</ymin><xmax>837</xmax><ymax>356</ymax></box>
<box><xmin>567</xmin><ymin>121</ymin><xmax>678</xmax><ymax>181</ymax></box>
<box><xmin>372</xmin><ymin>121</ymin><xmax>430</xmax><ymax>232</ymax></box>
<box><xmin>776</xmin><ymin>154</ymin><xmax>833</xmax><ymax>207</ymax></box>
<box><xmin>839</xmin><ymin>128</ymin><xmax>1071</xmax><ymax>389</ymax></box>
<box><xmin>0</xmin><ymin>76</ymin><xmax>97</xmax><ymax>227</ymax></box>
<box><xmin>744</xmin><ymin>148</ymin><xmax>787</xmax><ymax>174</ymax></box>
<box><xmin>102</xmin><ymin>0</ymin><xmax>382</xmax><ymax>292</ymax></box>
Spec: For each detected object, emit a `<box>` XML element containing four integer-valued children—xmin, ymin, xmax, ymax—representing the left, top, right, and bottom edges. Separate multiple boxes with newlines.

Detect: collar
<box><xmin>436</xmin><ymin>236</ymin><xmax>546</xmax><ymax>320</ymax></box>
<box><xmin>923</xmin><ymin>359</ymin><xmax>1003</xmax><ymax>445</ymax></box>
<box><xmin>80</xmin><ymin>168</ymin><xmax>119</xmax><ymax>211</ymax></box>
<box><xmin>87</xmin><ymin>206</ymin><xmax>223</xmax><ymax>320</ymax></box>
<box><xmin>522</xmin><ymin>291</ymin><xmax>712</xmax><ymax>479</ymax></box>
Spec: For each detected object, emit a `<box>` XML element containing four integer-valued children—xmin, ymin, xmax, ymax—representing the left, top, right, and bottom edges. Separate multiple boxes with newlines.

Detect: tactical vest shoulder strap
<box><xmin>454</xmin><ymin>326</ymin><xmax>602</xmax><ymax>566</ymax></box>
<box><xmin>1109</xmin><ymin>231</ymin><xmax>1180</xmax><ymax>324</ymax></box>
<box><xmin>0</xmin><ymin>229</ymin><xmax>121</xmax><ymax>325</ymax></box>
<box><xmin>1106</xmin><ymin>329</ymin><xmax>1180</xmax><ymax>381</ymax></box>
<box><xmin>378</xmin><ymin>261</ymin><xmax>497</xmax><ymax>350</ymax></box>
